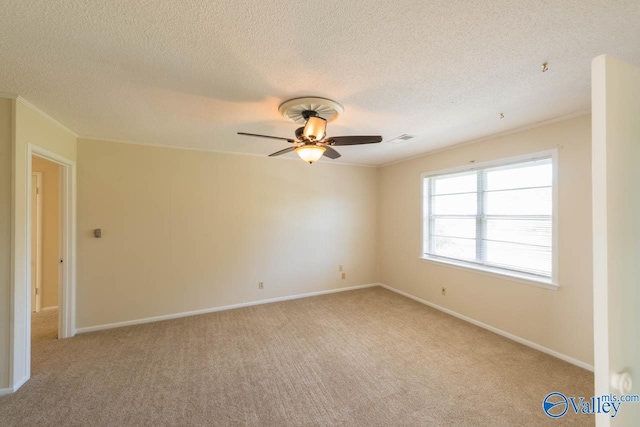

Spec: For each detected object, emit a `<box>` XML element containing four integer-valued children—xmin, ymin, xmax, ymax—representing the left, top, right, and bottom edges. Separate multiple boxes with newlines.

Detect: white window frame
<box><xmin>420</xmin><ymin>149</ymin><xmax>559</xmax><ymax>290</ymax></box>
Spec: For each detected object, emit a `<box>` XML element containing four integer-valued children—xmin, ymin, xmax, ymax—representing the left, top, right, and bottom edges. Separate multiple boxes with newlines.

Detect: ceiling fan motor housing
<box><xmin>301</xmin><ymin>110</ymin><xmax>318</xmax><ymax>120</ymax></box>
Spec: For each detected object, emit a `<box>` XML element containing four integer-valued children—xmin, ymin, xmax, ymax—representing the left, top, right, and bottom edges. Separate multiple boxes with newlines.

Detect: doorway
<box><xmin>30</xmin><ymin>155</ymin><xmax>62</xmax><ymax>342</ymax></box>
<box><xmin>8</xmin><ymin>143</ymin><xmax>77</xmax><ymax>392</ymax></box>
<box><xmin>7</xmin><ymin>141</ymin><xmax>76</xmax><ymax>393</ymax></box>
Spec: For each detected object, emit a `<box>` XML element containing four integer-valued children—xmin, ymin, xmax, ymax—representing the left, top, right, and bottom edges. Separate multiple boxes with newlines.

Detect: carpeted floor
<box><xmin>0</xmin><ymin>287</ymin><xmax>593</xmax><ymax>426</ymax></box>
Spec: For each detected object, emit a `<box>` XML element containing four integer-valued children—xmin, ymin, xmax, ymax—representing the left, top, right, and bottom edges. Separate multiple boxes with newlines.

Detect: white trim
<box><xmin>16</xmin><ymin>97</ymin><xmax>78</xmax><ymax>137</ymax></box>
<box><xmin>590</xmin><ymin>55</ymin><xmax>611</xmax><ymax>416</ymax></box>
<box><xmin>419</xmin><ymin>148</ymin><xmax>557</xmax><ymax>178</ymax></box>
<box><xmin>77</xmin><ymin>136</ymin><xmax>377</xmax><ymax>168</ymax></box>
<box><xmin>31</xmin><ymin>171</ymin><xmax>43</xmax><ymax>312</ymax></box>
<box><xmin>76</xmin><ymin>284</ymin><xmax>379</xmax><ymax>334</ymax></box>
<box><xmin>418</xmin><ymin>257</ymin><xmax>558</xmax><ymax>291</ymax></box>
<box><xmin>10</xmin><ymin>145</ymin><xmax>77</xmax><ymax>393</ymax></box>
<box><xmin>379</xmin><ymin>283</ymin><xmax>594</xmax><ymax>372</ymax></box>
<box><xmin>0</xmin><ymin>376</ymin><xmax>28</xmax><ymax>397</ymax></box>
<box><xmin>419</xmin><ymin>149</ymin><xmax>559</xmax><ymax>288</ymax></box>
<box><xmin>9</xmin><ymin>98</ymin><xmax>17</xmax><ymax>392</ymax></box>
<box><xmin>38</xmin><ymin>306</ymin><xmax>59</xmax><ymax>312</ymax></box>
<box><xmin>380</xmin><ymin>109</ymin><xmax>590</xmax><ymax>168</ymax></box>
<box><xmin>29</xmin><ymin>145</ymin><xmax>77</xmax><ymax>340</ymax></box>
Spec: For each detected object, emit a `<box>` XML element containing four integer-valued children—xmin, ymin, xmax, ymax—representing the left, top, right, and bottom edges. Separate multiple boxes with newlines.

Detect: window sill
<box><xmin>418</xmin><ymin>256</ymin><xmax>558</xmax><ymax>291</ymax></box>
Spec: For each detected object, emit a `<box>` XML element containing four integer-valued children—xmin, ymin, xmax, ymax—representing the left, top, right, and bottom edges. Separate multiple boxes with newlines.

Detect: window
<box><xmin>422</xmin><ymin>152</ymin><xmax>556</xmax><ymax>286</ymax></box>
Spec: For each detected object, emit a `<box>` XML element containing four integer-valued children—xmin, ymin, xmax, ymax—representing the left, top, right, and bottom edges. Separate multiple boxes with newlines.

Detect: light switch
<box><xmin>94</xmin><ymin>229</ymin><xmax>102</xmax><ymax>238</ymax></box>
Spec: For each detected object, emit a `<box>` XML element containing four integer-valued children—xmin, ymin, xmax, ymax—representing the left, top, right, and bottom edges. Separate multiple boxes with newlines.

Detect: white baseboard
<box><xmin>39</xmin><ymin>306</ymin><xmax>58</xmax><ymax>312</ymax></box>
<box><xmin>379</xmin><ymin>283</ymin><xmax>594</xmax><ymax>372</ymax></box>
<box><xmin>13</xmin><ymin>376</ymin><xmax>29</xmax><ymax>392</ymax></box>
<box><xmin>0</xmin><ymin>375</ymin><xmax>29</xmax><ymax>397</ymax></box>
<box><xmin>76</xmin><ymin>283</ymin><xmax>379</xmax><ymax>334</ymax></box>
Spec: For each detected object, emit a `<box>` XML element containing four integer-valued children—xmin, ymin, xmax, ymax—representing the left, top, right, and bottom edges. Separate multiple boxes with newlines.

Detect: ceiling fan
<box><xmin>237</xmin><ymin>97</ymin><xmax>383</xmax><ymax>164</ymax></box>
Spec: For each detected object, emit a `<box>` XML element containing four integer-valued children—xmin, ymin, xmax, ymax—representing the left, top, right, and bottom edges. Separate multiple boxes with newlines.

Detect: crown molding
<box><xmin>0</xmin><ymin>92</ymin><xmax>19</xmax><ymax>100</ymax></box>
<box><xmin>4</xmin><ymin>93</ymin><xmax>589</xmax><ymax>169</ymax></box>
<box><xmin>379</xmin><ymin>109</ymin><xmax>591</xmax><ymax>168</ymax></box>
<box><xmin>77</xmin><ymin>135</ymin><xmax>377</xmax><ymax>168</ymax></box>
<box><xmin>15</xmin><ymin>96</ymin><xmax>79</xmax><ymax>137</ymax></box>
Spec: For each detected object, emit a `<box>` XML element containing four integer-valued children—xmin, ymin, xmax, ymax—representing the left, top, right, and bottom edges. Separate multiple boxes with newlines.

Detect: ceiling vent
<box><xmin>386</xmin><ymin>134</ymin><xmax>415</xmax><ymax>144</ymax></box>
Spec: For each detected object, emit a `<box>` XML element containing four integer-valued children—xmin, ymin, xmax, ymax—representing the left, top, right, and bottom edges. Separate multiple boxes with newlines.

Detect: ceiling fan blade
<box><xmin>326</xmin><ymin>135</ymin><xmax>383</xmax><ymax>146</ymax></box>
<box><xmin>323</xmin><ymin>146</ymin><xmax>341</xmax><ymax>159</ymax></box>
<box><xmin>268</xmin><ymin>147</ymin><xmax>296</xmax><ymax>157</ymax></box>
<box><xmin>238</xmin><ymin>132</ymin><xmax>295</xmax><ymax>143</ymax></box>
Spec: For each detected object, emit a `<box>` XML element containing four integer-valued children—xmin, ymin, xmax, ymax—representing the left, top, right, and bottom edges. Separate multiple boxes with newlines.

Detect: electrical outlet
<box><xmin>258</xmin><ymin>282</ymin><xmax>264</xmax><ymax>289</ymax></box>
<box><xmin>339</xmin><ymin>265</ymin><xmax>343</xmax><ymax>272</ymax></box>
<box><xmin>441</xmin><ymin>287</ymin><xmax>446</xmax><ymax>296</ymax></box>
<box><xmin>341</xmin><ymin>272</ymin><xmax>346</xmax><ymax>279</ymax></box>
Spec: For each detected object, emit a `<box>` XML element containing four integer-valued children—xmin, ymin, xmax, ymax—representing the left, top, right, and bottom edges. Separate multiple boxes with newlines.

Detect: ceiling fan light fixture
<box><xmin>303</xmin><ymin>116</ymin><xmax>327</xmax><ymax>141</ymax></box>
<box><xmin>295</xmin><ymin>145</ymin><xmax>325</xmax><ymax>164</ymax></box>
<box><xmin>238</xmin><ymin>97</ymin><xmax>382</xmax><ymax>162</ymax></box>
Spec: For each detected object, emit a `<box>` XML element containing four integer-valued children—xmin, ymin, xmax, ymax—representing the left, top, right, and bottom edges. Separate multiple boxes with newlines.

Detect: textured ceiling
<box><xmin>1</xmin><ymin>1</ymin><xmax>639</xmax><ymax>166</ymax></box>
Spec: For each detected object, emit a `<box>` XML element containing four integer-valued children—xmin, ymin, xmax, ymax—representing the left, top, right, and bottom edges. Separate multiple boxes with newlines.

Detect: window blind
<box><xmin>424</xmin><ymin>157</ymin><xmax>553</xmax><ymax>278</ymax></box>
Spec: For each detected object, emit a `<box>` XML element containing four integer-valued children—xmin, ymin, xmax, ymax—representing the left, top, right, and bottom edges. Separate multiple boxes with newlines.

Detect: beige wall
<box><xmin>379</xmin><ymin>115</ymin><xmax>594</xmax><ymax>366</ymax></box>
<box><xmin>77</xmin><ymin>139</ymin><xmax>379</xmax><ymax>328</ymax></box>
<box><xmin>1</xmin><ymin>95</ymin><xmax>595</xmax><ymax>390</ymax></box>
<box><xmin>32</xmin><ymin>156</ymin><xmax>60</xmax><ymax>309</ymax></box>
<box><xmin>0</xmin><ymin>98</ymin><xmax>14</xmax><ymax>390</ymax></box>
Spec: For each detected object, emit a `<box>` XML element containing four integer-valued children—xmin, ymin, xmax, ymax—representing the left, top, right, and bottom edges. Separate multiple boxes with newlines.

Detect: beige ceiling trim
<box><xmin>77</xmin><ymin>135</ymin><xmax>377</xmax><ymax>168</ymax></box>
<box><xmin>0</xmin><ymin>92</ymin><xmax>19</xmax><ymax>100</ymax></box>
<box><xmin>14</xmin><ymin>96</ymin><xmax>79</xmax><ymax>137</ymax></box>
<box><xmin>379</xmin><ymin>109</ymin><xmax>591</xmax><ymax>168</ymax></box>
<box><xmin>7</xmin><ymin>95</ymin><xmax>589</xmax><ymax>169</ymax></box>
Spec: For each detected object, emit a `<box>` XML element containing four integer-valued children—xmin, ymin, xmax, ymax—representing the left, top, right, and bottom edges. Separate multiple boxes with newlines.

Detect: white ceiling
<box><xmin>1</xmin><ymin>1</ymin><xmax>639</xmax><ymax>166</ymax></box>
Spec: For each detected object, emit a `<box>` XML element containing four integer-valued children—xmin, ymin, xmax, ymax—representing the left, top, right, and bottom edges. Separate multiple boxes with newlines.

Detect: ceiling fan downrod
<box><xmin>300</xmin><ymin>110</ymin><xmax>319</xmax><ymax>121</ymax></box>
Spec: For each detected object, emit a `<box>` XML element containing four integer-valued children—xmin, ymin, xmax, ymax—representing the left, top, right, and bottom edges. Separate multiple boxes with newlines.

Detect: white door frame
<box><xmin>31</xmin><ymin>171</ymin><xmax>43</xmax><ymax>313</ymax></box>
<box><xmin>29</xmin><ymin>146</ymin><xmax>76</xmax><ymax>340</ymax></box>
<box><xmin>13</xmin><ymin>144</ymin><xmax>76</xmax><ymax>386</ymax></box>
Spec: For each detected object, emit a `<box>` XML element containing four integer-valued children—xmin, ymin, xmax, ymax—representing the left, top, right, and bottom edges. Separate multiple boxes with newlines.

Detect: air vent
<box><xmin>386</xmin><ymin>134</ymin><xmax>415</xmax><ymax>144</ymax></box>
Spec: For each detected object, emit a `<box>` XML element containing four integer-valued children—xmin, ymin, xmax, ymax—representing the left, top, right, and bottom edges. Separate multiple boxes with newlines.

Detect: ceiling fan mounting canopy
<box><xmin>278</xmin><ymin>97</ymin><xmax>344</xmax><ymax>123</ymax></box>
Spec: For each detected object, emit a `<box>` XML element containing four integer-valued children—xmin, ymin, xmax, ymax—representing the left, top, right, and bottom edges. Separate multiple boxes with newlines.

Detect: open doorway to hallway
<box><xmin>30</xmin><ymin>155</ymin><xmax>61</xmax><ymax>348</ymax></box>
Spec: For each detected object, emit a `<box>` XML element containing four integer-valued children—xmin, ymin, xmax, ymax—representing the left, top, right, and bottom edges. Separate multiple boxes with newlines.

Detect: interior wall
<box><xmin>76</xmin><ymin>139</ymin><xmax>379</xmax><ymax>329</ymax></box>
<box><xmin>32</xmin><ymin>156</ymin><xmax>60</xmax><ymax>309</ymax></box>
<box><xmin>9</xmin><ymin>99</ymin><xmax>76</xmax><ymax>389</ymax></box>
<box><xmin>0</xmin><ymin>98</ymin><xmax>14</xmax><ymax>390</ymax></box>
<box><xmin>379</xmin><ymin>115</ymin><xmax>594</xmax><ymax>366</ymax></box>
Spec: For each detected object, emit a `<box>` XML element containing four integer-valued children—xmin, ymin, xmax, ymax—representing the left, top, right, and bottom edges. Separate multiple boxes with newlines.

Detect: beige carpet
<box><xmin>0</xmin><ymin>287</ymin><xmax>593</xmax><ymax>426</ymax></box>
